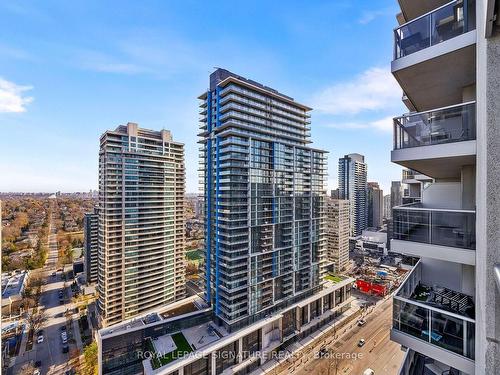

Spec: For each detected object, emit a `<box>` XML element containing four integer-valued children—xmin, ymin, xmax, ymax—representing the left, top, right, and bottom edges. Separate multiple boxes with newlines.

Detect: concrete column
<box><xmin>237</xmin><ymin>337</ymin><xmax>243</xmax><ymax>364</ymax></box>
<box><xmin>211</xmin><ymin>352</ymin><xmax>217</xmax><ymax>375</ymax></box>
<box><xmin>461</xmin><ymin>165</ymin><xmax>476</xmax><ymax>209</ymax></box>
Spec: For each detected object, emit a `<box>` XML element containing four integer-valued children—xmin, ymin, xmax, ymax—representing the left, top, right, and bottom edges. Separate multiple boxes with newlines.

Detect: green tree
<box><xmin>81</xmin><ymin>342</ymin><xmax>98</xmax><ymax>375</ymax></box>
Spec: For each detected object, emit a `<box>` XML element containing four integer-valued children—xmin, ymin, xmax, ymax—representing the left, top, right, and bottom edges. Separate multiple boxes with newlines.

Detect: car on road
<box><xmin>358</xmin><ymin>339</ymin><xmax>366</xmax><ymax>347</ymax></box>
<box><xmin>357</xmin><ymin>319</ymin><xmax>366</xmax><ymax>326</ymax></box>
<box><xmin>37</xmin><ymin>335</ymin><xmax>44</xmax><ymax>343</ymax></box>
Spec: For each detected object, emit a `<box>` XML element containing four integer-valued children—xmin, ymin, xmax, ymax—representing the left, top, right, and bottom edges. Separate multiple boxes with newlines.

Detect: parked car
<box><xmin>358</xmin><ymin>339</ymin><xmax>366</xmax><ymax>347</ymax></box>
<box><xmin>33</xmin><ymin>370</ymin><xmax>40</xmax><ymax>375</ymax></box>
<box><xmin>357</xmin><ymin>319</ymin><xmax>366</xmax><ymax>326</ymax></box>
<box><xmin>34</xmin><ymin>361</ymin><xmax>42</xmax><ymax>368</ymax></box>
<box><xmin>51</xmin><ymin>272</ymin><xmax>56</xmax><ymax>277</ymax></box>
<box><xmin>37</xmin><ymin>335</ymin><xmax>44</xmax><ymax>344</ymax></box>
<box><xmin>60</xmin><ymin>325</ymin><xmax>66</xmax><ymax>331</ymax></box>
<box><xmin>62</xmin><ymin>344</ymin><xmax>69</xmax><ymax>353</ymax></box>
<box><xmin>363</xmin><ymin>369</ymin><xmax>375</xmax><ymax>375</ymax></box>
<box><xmin>36</xmin><ymin>330</ymin><xmax>44</xmax><ymax>336</ymax></box>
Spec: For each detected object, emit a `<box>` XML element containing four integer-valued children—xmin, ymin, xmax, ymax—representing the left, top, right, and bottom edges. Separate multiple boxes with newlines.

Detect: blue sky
<box><xmin>0</xmin><ymin>0</ymin><xmax>405</xmax><ymax>194</ymax></box>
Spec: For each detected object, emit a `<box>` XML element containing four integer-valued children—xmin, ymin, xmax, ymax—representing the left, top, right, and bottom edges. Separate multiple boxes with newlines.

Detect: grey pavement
<box><xmin>8</xmin><ymin>204</ymin><xmax>81</xmax><ymax>375</ymax></box>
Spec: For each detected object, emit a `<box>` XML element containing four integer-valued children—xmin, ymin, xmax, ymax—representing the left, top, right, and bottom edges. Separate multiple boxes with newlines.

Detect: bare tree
<box><xmin>26</xmin><ymin>310</ymin><xmax>48</xmax><ymax>333</ymax></box>
<box><xmin>327</xmin><ymin>351</ymin><xmax>340</xmax><ymax>375</ymax></box>
<box><xmin>18</xmin><ymin>363</ymin><xmax>36</xmax><ymax>375</ymax></box>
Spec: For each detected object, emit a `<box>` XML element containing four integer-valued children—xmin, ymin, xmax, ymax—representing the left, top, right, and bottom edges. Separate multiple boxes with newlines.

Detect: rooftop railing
<box><xmin>394</xmin><ymin>102</ymin><xmax>476</xmax><ymax>150</ymax></box>
<box><xmin>393</xmin><ymin>202</ymin><xmax>475</xmax><ymax>250</ymax></box>
<box><xmin>394</xmin><ymin>0</ymin><xmax>476</xmax><ymax>59</ymax></box>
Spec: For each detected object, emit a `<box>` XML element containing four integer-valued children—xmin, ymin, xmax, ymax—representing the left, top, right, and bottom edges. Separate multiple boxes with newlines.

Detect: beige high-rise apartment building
<box><xmin>326</xmin><ymin>197</ymin><xmax>350</xmax><ymax>273</ymax></box>
<box><xmin>97</xmin><ymin>123</ymin><xmax>185</xmax><ymax>327</ymax></box>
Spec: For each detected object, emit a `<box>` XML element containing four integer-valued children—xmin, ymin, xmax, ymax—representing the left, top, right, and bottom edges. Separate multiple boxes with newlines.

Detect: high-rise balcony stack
<box><xmin>390</xmin><ymin>0</ymin><xmax>500</xmax><ymax>374</ymax></box>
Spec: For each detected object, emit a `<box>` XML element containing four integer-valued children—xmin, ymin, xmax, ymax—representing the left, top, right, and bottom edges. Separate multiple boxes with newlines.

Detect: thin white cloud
<box><xmin>76</xmin><ymin>50</ymin><xmax>147</xmax><ymax>75</ymax></box>
<box><xmin>312</xmin><ymin>67</ymin><xmax>401</xmax><ymax>115</ymax></box>
<box><xmin>0</xmin><ymin>43</ymin><xmax>33</xmax><ymax>61</ymax></box>
<box><xmin>323</xmin><ymin>115</ymin><xmax>394</xmax><ymax>132</ymax></box>
<box><xmin>0</xmin><ymin>77</ymin><xmax>34</xmax><ymax>113</ymax></box>
<box><xmin>358</xmin><ymin>7</ymin><xmax>395</xmax><ymax>24</ymax></box>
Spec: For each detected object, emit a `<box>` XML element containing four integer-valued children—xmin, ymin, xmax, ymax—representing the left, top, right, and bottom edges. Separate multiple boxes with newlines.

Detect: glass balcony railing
<box><xmin>402</xmin><ymin>169</ymin><xmax>418</xmax><ymax>180</ymax></box>
<box><xmin>393</xmin><ymin>102</ymin><xmax>476</xmax><ymax>150</ymax></box>
<box><xmin>394</xmin><ymin>0</ymin><xmax>476</xmax><ymax>59</ymax></box>
<box><xmin>393</xmin><ymin>202</ymin><xmax>476</xmax><ymax>250</ymax></box>
<box><xmin>393</xmin><ymin>261</ymin><xmax>475</xmax><ymax>359</ymax></box>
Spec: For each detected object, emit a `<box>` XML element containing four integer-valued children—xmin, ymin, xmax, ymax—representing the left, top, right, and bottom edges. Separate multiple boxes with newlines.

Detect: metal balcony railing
<box><xmin>393</xmin><ymin>202</ymin><xmax>475</xmax><ymax>249</ymax></box>
<box><xmin>394</xmin><ymin>0</ymin><xmax>476</xmax><ymax>59</ymax></box>
<box><xmin>394</xmin><ymin>102</ymin><xmax>476</xmax><ymax>150</ymax></box>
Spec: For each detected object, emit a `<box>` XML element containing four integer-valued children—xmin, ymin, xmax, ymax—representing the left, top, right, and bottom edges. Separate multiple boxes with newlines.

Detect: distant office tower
<box><xmin>383</xmin><ymin>194</ymin><xmax>391</xmax><ymax>219</ymax></box>
<box><xmin>330</xmin><ymin>188</ymin><xmax>340</xmax><ymax>199</ymax></box>
<box><xmin>83</xmin><ymin>206</ymin><xmax>99</xmax><ymax>283</ymax></box>
<box><xmin>199</xmin><ymin>69</ymin><xmax>327</xmax><ymax>331</ymax></box>
<box><xmin>390</xmin><ymin>181</ymin><xmax>403</xmax><ymax>209</ymax></box>
<box><xmin>97</xmin><ymin>123</ymin><xmax>186</xmax><ymax>327</ymax></box>
<box><xmin>390</xmin><ymin>1</ymin><xmax>500</xmax><ymax>373</ymax></box>
<box><xmin>367</xmin><ymin>182</ymin><xmax>383</xmax><ymax>228</ymax></box>
<box><xmin>326</xmin><ymin>198</ymin><xmax>350</xmax><ymax>273</ymax></box>
<box><xmin>338</xmin><ymin>153</ymin><xmax>367</xmax><ymax>236</ymax></box>
<box><xmin>194</xmin><ymin>197</ymin><xmax>204</xmax><ymax>219</ymax></box>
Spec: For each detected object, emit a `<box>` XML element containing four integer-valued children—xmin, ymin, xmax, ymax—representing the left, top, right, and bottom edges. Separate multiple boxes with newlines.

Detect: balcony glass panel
<box><xmin>393</xmin><ymin>203</ymin><xmax>475</xmax><ymax>249</ymax></box>
<box><xmin>393</xmin><ymin>262</ymin><xmax>475</xmax><ymax>359</ymax></box>
<box><xmin>394</xmin><ymin>0</ymin><xmax>476</xmax><ymax>59</ymax></box>
<box><xmin>394</xmin><ymin>102</ymin><xmax>476</xmax><ymax>149</ymax></box>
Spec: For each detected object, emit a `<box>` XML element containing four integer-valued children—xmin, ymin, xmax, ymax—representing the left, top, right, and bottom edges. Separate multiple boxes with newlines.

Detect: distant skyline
<box><xmin>0</xmin><ymin>0</ymin><xmax>404</xmax><ymax>194</ymax></box>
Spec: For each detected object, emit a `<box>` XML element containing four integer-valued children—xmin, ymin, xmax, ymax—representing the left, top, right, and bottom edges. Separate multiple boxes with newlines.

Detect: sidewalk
<box><xmin>251</xmin><ymin>303</ymin><xmax>363</xmax><ymax>375</ymax></box>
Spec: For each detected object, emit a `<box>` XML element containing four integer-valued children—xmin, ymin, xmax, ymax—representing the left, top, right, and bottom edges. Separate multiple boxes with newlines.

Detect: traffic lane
<box><xmin>324</xmin><ymin>299</ymin><xmax>402</xmax><ymax>374</ymax></box>
<box><xmin>295</xmin><ymin>298</ymin><xmax>397</xmax><ymax>375</ymax></box>
<box><xmin>35</xmin><ymin>272</ymin><xmax>71</xmax><ymax>374</ymax></box>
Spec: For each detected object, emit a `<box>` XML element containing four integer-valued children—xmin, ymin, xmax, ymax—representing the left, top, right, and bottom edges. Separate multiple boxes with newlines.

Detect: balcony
<box><xmin>397</xmin><ymin>349</ymin><xmax>464</xmax><ymax>375</ymax></box>
<box><xmin>391</xmin><ymin>261</ymin><xmax>475</xmax><ymax>374</ymax></box>
<box><xmin>402</xmin><ymin>169</ymin><xmax>432</xmax><ymax>184</ymax></box>
<box><xmin>397</xmin><ymin>0</ymin><xmax>451</xmax><ymax>22</ymax></box>
<box><xmin>392</xmin><ymin>202</ymin><xmax>475</xmax><ymax>264</ymax></box>
<box><xmin>392</xmin><ymin>102</ymin><xmax>476</xmax><ymax>178</ymax></box>
<box><xmin>392</xmin><ymin>0</ymin><xmax>476</xmax><ymax>111</ymax></box>
<box><xmin>394</xmin><ymin>0</ymin><xmax>476</xmax><ymax>59</ymax></box>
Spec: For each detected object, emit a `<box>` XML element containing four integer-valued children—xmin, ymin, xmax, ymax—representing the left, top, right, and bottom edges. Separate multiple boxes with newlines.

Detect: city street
<box><xmin>296</xmin><ymin>297</ymin><xmax>404</xmax><ymax>375</ymax></box>
<box><xmin>9</xmin><ymin>202</ymin><xmax>80</xmax><ymax>375</ymax></box>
